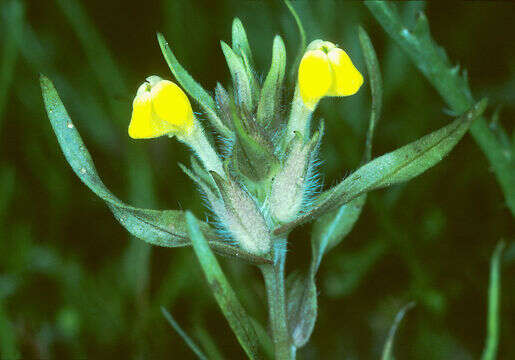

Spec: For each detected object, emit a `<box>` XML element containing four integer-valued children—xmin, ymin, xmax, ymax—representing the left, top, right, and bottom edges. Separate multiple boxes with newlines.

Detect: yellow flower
<box><xmin>298</xmin><ymin>40</ymin><xmax>363</xmax><ymax>110</ymax></box>
<box><xmin>128</xmin><ymin>76</ymin><xmax>194</xmax><ymax>139</ymax></box>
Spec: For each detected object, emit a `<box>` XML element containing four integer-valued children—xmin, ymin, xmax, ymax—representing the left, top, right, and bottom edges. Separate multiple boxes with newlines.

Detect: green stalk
<box><xmin>260</xmin><ymin>241</ymin><xmax>293</xmax><ymax>360</ymax></box>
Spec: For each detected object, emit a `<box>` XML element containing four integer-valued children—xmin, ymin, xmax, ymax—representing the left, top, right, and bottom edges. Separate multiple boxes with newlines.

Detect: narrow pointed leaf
<box><xmin>161</xmin><ymin>307</ymin><xmax>208</xmax><ymax>360</ymax></box>
<box><xmin>481</xmin><ymin>241</ymin><xmax>505</xmax><ymax>360</ymax></box>
<box><xmin>40</xmin><ymin>74</ymin><xmax>214</xmax><ymax>247</ymax></box>
<box><xmin>381</xmin><ymin>302</ymin><xmax>415</xmax><ymax>360</ymax></box>
<box><xmin>157</xmin><ymin>33</ymin><xmax>232</xmax><ymax>138</ymax></box>
<box><xmin>275</xmin><ymin>99</ymin><xmax>487</xmax><ymax>235</ymax></box>
<box><xmin>286</xmin><ymin>271</ymin><xmax>317</xmax><ymax>349</ymax></box>
<box><xmin>359</xmin><ymin>26</ymin><xmax>383</xmax><ymax>162</ymax></box>
<box><xmin>186</xmin><ymin>212</ymin><xmax>262</xmax><ymax>359</ymax></box>
<box><xmin>221</xmin><ymin>41</ymin><xmax>254</xmax><ymax>112</ymax></box>
<box><xmin>231</xmin><ymin>18</ymin><xmax>260</xmax><ymax>104</ymax></box>
<box><xmin>257</xmin><ymin>35</ymin><xmax>286</xmax><ymax>127</ymax></box>
<box><xmin>231</xmin><ymin>18</ymin><xmax>253</xmax><ymax>66</ymax></box>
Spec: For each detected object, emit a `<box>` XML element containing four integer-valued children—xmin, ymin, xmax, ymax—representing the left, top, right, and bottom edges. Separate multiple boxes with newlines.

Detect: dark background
<box><xmin>0</xmin><ymin>0</ymin><xmax>514</xmax><ymax>359</ymax></box>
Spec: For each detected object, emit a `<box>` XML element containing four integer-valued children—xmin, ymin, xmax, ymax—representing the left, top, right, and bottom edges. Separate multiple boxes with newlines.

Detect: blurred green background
<box><xmin>0</xmin><ymin>0</ymin><xmax>514</xmax><ymax>359</ymax></box>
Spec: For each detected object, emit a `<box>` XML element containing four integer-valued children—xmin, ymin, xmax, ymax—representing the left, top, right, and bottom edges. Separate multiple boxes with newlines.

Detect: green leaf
<box><xmin>286</xmin><ymin>271</ymin><xmax>317</xmax><ymax>349</ymax></box>
<box><xmin>365</xmin><ymin>1</ymin><xmax>515</xmax><ymax>216</ymax></box>
<box><xmin>232</xmin><ymin>18</ymin><xmax>253</xmax><ymax>66</ymax></box>
<box><xmin>275</xmin><ymin>99</ymin><xmax>487</xmax><ymax>235</ymax></box>
<box><xmin>230</xmin><ymin>19</ymin><xmax>260</xmax><ymax>106</ymax></box>
<box><xmin>40</xmin><ymin>74</ymin><xmax>213</xmax><ymax>247</ymax></box>
<box><xmin>358</xmin><ymin>26</ymin><xmax>383</xmax><ymax>163</ymax></box>
<box><xmin>185</xmin><ymin>212</ymin><xmax>262</xmax><ymax>359</ymax></box>
<box><xmin>381</xmin><ymin>302</ymin><xmax>415</xmax><ymax>360</ymax></box>
<box><xmin>157</xmin><ymin>33</ymin><xmax>232</xmax><ymax>138</ymax></box>
<box><xmin>221</xmin><ymin>41</ymin><xmax>254</xmax><ymax>113</ymax></box>
<box><xmin>257</xmin><ymin>35</ymin><xmax>286</xmax><ymax>127</ymax></box>
<box><xmin>161</xmin><ymin>307</ymin><xmax>208</xmax><ymax>360</ymax></box>
<box><xmin>481</xmin><ymin>241</ymin><xmax>505</xmax><ymax>360</ymax></box>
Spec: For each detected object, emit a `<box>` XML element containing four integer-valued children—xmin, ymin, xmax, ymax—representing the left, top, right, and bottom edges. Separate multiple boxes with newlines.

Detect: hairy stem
<box><xmin>260</xmin><ymin>242</ymin><xmax>293</xmax><ymax>360</ymax></box>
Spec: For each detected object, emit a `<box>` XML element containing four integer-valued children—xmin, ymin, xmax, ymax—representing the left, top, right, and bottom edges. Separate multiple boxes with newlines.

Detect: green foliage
<box><xmin>365</xmin><ymin>0</ymin><xmax>515</xmax><ymax>216</ymax></box>
<box><xmin>286</xmin><ymin>270</ymin><xmax>317</xmax><ymax>348</ymax></box>
<box><xmin>1</xmin><ymin>0</ymin><xmax>514</xmax><ymax>359</ymax></box>
<box><xmin>381</xmin><ymin>302</ymin><xmax>416</xmax><ymax>360</ymax></box>
<box><xmin>257</xmin><ymin>35</ymin><xmax>286</xmax><ymax>127</ymax></box>
<box><xmin>481</xmin><ymin>241</ymin><xmax>505</xmax><ymax>360</ymax></box>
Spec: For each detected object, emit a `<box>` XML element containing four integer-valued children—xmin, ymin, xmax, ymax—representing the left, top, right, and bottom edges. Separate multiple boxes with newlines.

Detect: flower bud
<box><xmin>298</xmin><ymin>40</ymin><xmax>363</xmax><ymax>110</ymax></box>
<box><xmin>211</xmin><ymin>172</ymin><xmax>272</xmax><ymax>255</ymax></box>
<box><xmin>128</xmin><ymin>76</ymin><xmax>194</xmax><ymax>139</ymax></box>
<box><xmin>270</xmin><ymin>129</ymin><xmax>320</xmax><ymax>223</ymax></box>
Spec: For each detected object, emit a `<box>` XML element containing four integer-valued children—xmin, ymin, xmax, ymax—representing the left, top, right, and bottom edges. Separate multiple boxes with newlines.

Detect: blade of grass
<box><xmin>481</xmin><ymin>241</ymin><xmax>506</xmax><ymax>360</ymax></box>
<box><xmin>365</xmin><ymin>1</ymin><xmax>515</xmax><ymax>216</ymax></box>
<box><xmin>161</xmin><ymin>307</ymin><xmax>208</xmax><ymax>360</ymax></box>
<box><xmin>381</xmin><ymin>302</ymin><xmax>415</xmax><ymax>360</ymax></box>
<box><xmin>186</xmin><ymin>212</ymin><xmax>262</xmax><ymax>359</ymax></box>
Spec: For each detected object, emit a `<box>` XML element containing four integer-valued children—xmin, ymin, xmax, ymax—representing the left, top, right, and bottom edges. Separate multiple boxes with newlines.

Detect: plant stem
<box><xmin>260</xmin><ymin>242</ymin><xmax>293</xmax><ymax>360</ymax></box>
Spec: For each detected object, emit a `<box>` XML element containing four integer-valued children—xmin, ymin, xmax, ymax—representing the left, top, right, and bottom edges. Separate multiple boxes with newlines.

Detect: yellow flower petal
<box><xmin>128</xmin><ymin>84</ymin><xmax>176</xmax><ymax>139</ymax></box>
<box><xmin>326</xmin><ymin>48</ymin><xmax>363</xmax><ymax>96</ymax></box>
<box><xmin>150</xmin><ymin>80</ymin><xmax>194</xmax><ymax>134</ymax></box>
<box><xmin>298</xmin><ymin>49</ymin><xmax>333</xmax><ymax>110</ymax></box>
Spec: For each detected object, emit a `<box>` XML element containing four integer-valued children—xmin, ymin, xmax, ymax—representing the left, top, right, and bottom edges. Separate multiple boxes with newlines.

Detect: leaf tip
<box><xmin>39</xmin><ymin>73</ymin><xmax>51</xmax><ymax>89</ymax></box>
<box><xmin>156</xmin><ymin>32</ymin><xmax>167</xmax><ymax>47</ymax></box>
<box><xmin>474</xmin><ymin>97</ymin><xmax>488</xmax><ymax>116</ymax></box>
